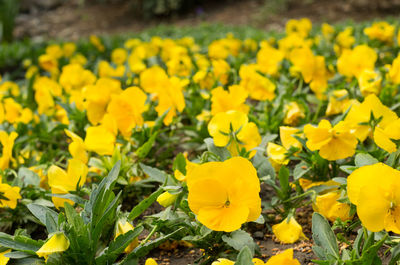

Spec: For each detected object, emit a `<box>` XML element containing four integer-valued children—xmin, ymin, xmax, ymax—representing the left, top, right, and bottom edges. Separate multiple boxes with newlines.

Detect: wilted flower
<box><xmin>36</xmin><ymin>233</ymin><xmax>70</xmax><ymax>262</ymax></box>
<box><xmin>272</xmin><ymin>217</ymin><xmax>307</xmax><ymax>244</ymax></box>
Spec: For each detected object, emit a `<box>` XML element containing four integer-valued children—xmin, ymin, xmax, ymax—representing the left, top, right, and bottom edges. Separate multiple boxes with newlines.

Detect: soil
<box><xmin>14</xmin><ymin>0</ymin><xmax>400</xmax><ymax>41</ymax></box>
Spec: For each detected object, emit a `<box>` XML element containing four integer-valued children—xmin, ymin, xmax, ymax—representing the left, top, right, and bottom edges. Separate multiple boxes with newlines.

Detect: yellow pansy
<box><xmin>89</xmin><ymin>35</ymin><xmax>105</xmax><ymax>52</ymax></box>
<box><xmin>358</xmin><ymin>69</ymin><xmax>381</xmax><ymax>97</ymax></box>
<box><xmin>115</xmin><ymin>219</ymin><xmax>139</xmax><ymax>253</ymax></box>
<box><xmin>107</xmin><ymin>86</ymin><xmax>147</xmax><ymax>137</ymax></box>
<box><xmin>157</xmin><ymin>191</ymin><xmax>178</xmax><ymax>207</ymax></box>
<box><xmin>111</xmin><ymin>48</ymin><xmax>128</xmax><ymax>65</ymax></box>
<box><xmin>347</xmin><ymin>163</ymin><xmax>400</xmax><ymax>233</ymax></box>
<box><xmin>283</xmin><ymin>102</ymin><xmax>305</xmax><ymax>126</ymax></box>
<box><xmin>304</xmin><ymin>120</ymin><xmax>357</xmax><ymax>161</ymax></box>
<box><xmin>344</xmin><ymin>94</ymin><xmax>400</xmax><ymax>152</ymax></box>
<box><xmin>337</xmin><ymin>45</ymin><xmax>377</xmax><ymax>78</ymax></box>
<box><xmin>59</xmin><ymin>64</ymin><xmax>96</xmax><ymax>93</ymax></box>
<box><xmin>65</xmin><ymin>130</ymin><xmax>88</xmax><ymax>164</ymax></box>
<box><xmin>265</xmin><ymin>249</ymin><xmax>300</xmax><ymax>265</ymax></box>
<box><xmin>239</xmin><ymin>64</ymin><xmax>276</xmax><ymax>101</ymax></box>
<box><xmin>387</xmin><ymin>54</ymin><xmax>400</xmax><ymax>85</ymax></box>
<box><xmin>0</xmin><ymin>249</ymin><xmax>10</xmax><ymax>264</ymax></box>
<box><xmin>210</xmin><ymin>85</ymin><xmax>249</xmax><ymax>115</ymax></box>
<box><xmin>279</xmin><ymin>126</ymin><xmax>302</xmax><ymax>150</ymax></box>
<box><xmin>313</xmin><ymin>191</ymin><xmax>353</xmax><ymax>222</ymax></box>
<box><xmin>256</xmin><ymin>44</ymin><xmax>284</xmax><ymax>76</ymax></box>
<box><xmin>155</xmin><ymin>77</ymin><xmax>187</xmax><ymax>125</ymax></box>
<box><xmin>187</xmin><ymin>157</ymin><xmax>261</xmax><ymax>232</ymax></box>
<box><xmin>47</xmin><ymin>159</ymin><xmax>88</xmax><ymax>208</ymax></box>
<box><xmin>145</xmin><ymin>258</ymin><xmax>158</xmax><ymax>265</ymax></box>
<box><xmin>335</xmin><ymin>27</ymin><xmax>355</xmax><ymax>54</ymax></box>
<box><xmin>322</xmin><ymin>23</ymin><xmax>335</xmax><ymax>39</ymax></box>
<box><xmin>364</xmin><ymin>21</ymin><xmax>395</xmax><ymax>43</ymax></box>
<box><xmin>0</xmin><ymin>183</ymin><xmax>21</xmax><ymax>209</ymax></box>
<box><xmin>285</xmin><ymin>18</ymin><xmax>312</xmax><ymax>38</ymax></box>
<box><xmin>62</xmin><ymin>42</ymin><xmax>76</xmax><ymax>58</ymax></box>
<box><xmin>36</xmin><ymin>233</ymin><xmax>70</xmax><ymax>262</ymax></box>
<box><xmin>325</xmin><ymin>89</ymin><xmax>357</xmax><ymax>116</ymax></box>
<box><xmin>208</xmin><ymin>110</ymin><xmax>261</xmax><ymax>157</ymax></box>
<box><xmin>267</xmin><ymin>142</ymin><xmax>289</xmax><ymax>171</ymax></box>
<box><xmin>272</xmin><ymin>217</ymin><xmax>307</xmax><ymax>244</ymax></box>
<box><xmin>84</xmin><ymin>125</ymin><xmax>116</xmax><ymax>156</ymax></box>
<box><xmin>0</xmin><ymin>131</ymin><xmax>17</xmax><ymax>170</ymax></box>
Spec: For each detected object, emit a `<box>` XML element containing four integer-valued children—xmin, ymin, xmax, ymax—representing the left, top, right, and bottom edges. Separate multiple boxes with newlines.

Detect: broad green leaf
<box><xmin>128</xmin><ymin>188</ymin><xmax>164</xmax><ymax>221</ymax></box>
<box><xmin>234</xmin><ymin>246</ymin><xmax>254</xmax><ymax>265</ymax></box>
<box><xmin>204</xmin><ymin>138</ymin><xmax>231</xmax><ymax>161</ymax></box>
<box><xmin>312</xmin><ymin>213</ymin><xmax>339</xmax><ymax>260</ymax></box>
<box><xmin>222</xmin><ymin>230</ymin><xmax>257</xmax><ymax>255</ymax></box>
<box><xmin>354</xmin><ymin>153</ymin><xmax>378</xmax><ymax>167</ymax></box>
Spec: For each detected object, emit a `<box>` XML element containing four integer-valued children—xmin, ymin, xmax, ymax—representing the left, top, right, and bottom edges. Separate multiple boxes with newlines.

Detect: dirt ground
<box><xmin>14</xmin><ymin>0</ymin><xmax>400</xmax><ymax>41</ymax></box>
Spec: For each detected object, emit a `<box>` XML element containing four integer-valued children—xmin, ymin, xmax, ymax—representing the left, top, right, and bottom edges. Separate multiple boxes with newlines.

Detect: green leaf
<box><xmin>252</xmin><ymin>151</ymin><xmax>275</xmax><ymax>179</ymax></box>
<box><xmin>234</xmin><ymin>246</ymin><xmax>254</xmax><ymax>265</ymax></box>
<box><xmin>278</xmin><ymin>166</ymin><xmax>290</xmax><ymax>198</ymax></box>
<box><xmin>312</xmin><ymin>213</ymin><xmax>339</xmax><ymax>260</ymax></box>
<box><xmin>173</xmin><ymin>153</ymin><xmax>187</xmax><ymax>175</ymax></box>
<box><xmin>16</xmin><ymin>167</ymin><xmax>40</xmax><ymax>187</ymax></box>
<box><xmin>354</xmin><ymin>153</ymin><xmax>378</xmax><ymax>167</ymax></box>
<box><xmin>26</xmin><ymin>204</ymin><xmax>59</xmax><ymax>234</ymax></box>
<box><xmin>0</xmin><ymin>233</ymin><xmax>43</xmax><ymax>255</ymax></box>
<box><xmin>204</xmin><ymin>138</ymin><xmax>231</xmax><ymax>161</ymax></box>
<box><xmin>293</xmin><ymin>162</ymin><xmax>310</xmax><ymax>180</ymax></box>
<box><xmin>389</xmin><ymin>241</ymin><xmax>400</xmax><ymax>265</ymax></box>
<box><xmin>222</xmin><ymin>230</ymin><xmax>257</xmax><ymax>255</ymax></box>
<box><xmin>95</xmin><ymin>226</ymin><xmax>144</xmax><ymax>265</ymax></box>
<box><xmin>139</xmin><ymin>163</ymin><xmax>168</xmax><ymax>184</ymax></box>
<box><xmin>136</xmin><ymin>131</ymin><xmax>159</xmax><ymax>159</ymax></box>
<box><xmin>122</xmin><ymin>227</ymin><xmax>185</xmax><ymax>263</ymax></box>
<box><xmin>128</xmin><ymin>188</ymin><xmax>164</xmax><ymax>221</ymax></box>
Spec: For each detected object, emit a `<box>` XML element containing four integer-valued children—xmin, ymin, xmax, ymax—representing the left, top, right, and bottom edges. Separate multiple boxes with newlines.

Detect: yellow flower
<box><xmin>4</xmin><ymin>98</ymin><xmax>22</xmax><ymax>124</ymax></box>
<box><xmin>337</xmin><ymin>45</ymin><xmax>377</xmax><ymax>78</ymax></box>
<box><xmin>115</xmin><ymin>219</ymin><xmax>139</xmax><ymax>253</ymax></box>
<box><xmin>155</xmin><ymin>77</ymin><xmax>187</xmax><ymax>125</ymax></box>
<box><xmin>239</xmin><ymin>64</ymin><xmax>276</xmax><ymax>101</ymax></box>
<box><xmin>90</xmin><ymin>35</ymin><xmax>105</xmax><ymax>52</ymax></box>
<box><xmin>187</xmin><ymin>157</ymin><xmax>261</xmax><ymax>232</ymax></box>
<box><xmin>157</xmin><ymin>191</ymin><xmax>178</xmax><ymax>207</ymax></box>
<box><xmin>59</xmin><ymin>64</ymin><xmax>96</xmax><ymax>93</ymax></box>
<box><xmin>322</xmin><ymin>23</ymin><xmax>335</xmax><ymax>39</ymax></box>
<box><xmin>265</xmin><ymin>249</ymin><xmax>300</xmax><ymax>265</ymax></box>
<box><xmin>325</xmin><ymin>89</ymin><xmax>356</xmax><ymax>116</ymax></box>
<box><xmin>211</xmin><ymin>85</ymin><xmax>249</xmax><ymax>115</ymax></box>
<box><xmin>63</xmin><ymin>42</ymin><xmax>76</xmax><ymax>58</ymax></box>
<box><xmin>364</xmin><ymin>21</ymin><xmax>395</xmax><ymax>43</ymax></box>
<box><xmin>38</xmin><ymin>54</ymin><xmax>58</xmax><ymax>72</ymax></box>
<box><xmin>212</xmin><ymin>258</ymin><xmax>234</xmax><ymax>265</ymax></box>
<box><xmin>285</xmin><ymin>18</ymin><xmax>312</xmax><ymax>38</ymax></box>
<box><xmin>140</xmin><ymin>66</ymin><xmax>169</xmax><ymax>95</ymax></box>
<box><xmin>347</xmin><ymin>163</ymin><xmax>400</xmax><ymax>233</ymax></box>
<box><xmin>212</xmin><ymin>59</ymin><xmax>230</xmax><ymax>85</ymax></box>
<box><xmin>358</xmin><ymin>69</ymin><xmax>381</xmax><ymax>97</ymax></box>
<box><xmin>289</xmin><ymin>47</ymin><xmax>330</xmax><ymax>99</ymax></box>
<box><xmin>145</xmin><ymin>258</ymin><xmax>158</xmax><ymax>265</ymax></box>
<box><xmin>335</xmin><ymin>27</ymin><xmax>355</xmax><ymax>52</ymax></box>
<box><xmin>111</xmin><ymin>48</ymin><xmax>128</xmax><ymax>65</ymax></box>
<box><xmin>387</xmin><ymin>54</ymin><xmax>400</xmax><ymax>85</ymax></box>
<box><xmin>47</xmin><ymin>159</ymin><xmax>88</xmax><ymax>208</ymax></box>
<box><xmin>0</xmin><ymin>131</ymin><xmax>17</xmax><ymax>170</ymax></box>
<box><xmin>84</xmin><ymin>125</ymin><xmax>116</xmax><ymax>156</ymax></box>
<box><xmin>283</xmin><ymin>102</ymin><xmax>305</xmax><ymax>126</ymax></box>
<box><xmin>208</xmin><ymin>110</ymin><xmax>261</xmax><ymax>157</ymax></box>
<box><xmin>272</xmin><ymin>217</ymin><xmax>307</xmax><ymax>244</ymax></box>
<box><xmin>344</xmin><ymin>94</ymin><xmax>400</xmax><ymax>152</ymax></box>
<box><xmin>0</xmin><ymin>249</ymin><xmax>10</xmax><ymax>265</ymax></box>
<box><xmin>256</xmin><ymin>44</ymin><xmax>284</xmax><ymax>76</ymax></box>
<box><xmin>107</xmin><ymin>86</ymin><xmax>147</xmax><ymax>137</ymax></box>
<box><xmin>304</xmin><ymin>120</ymin><xmax>357</xmax><ymax>161</ymax></box>
<box><xmin>0</xmin><ymin>183</ymin><xmax>21</xmax><ymax>209</ymax></box>
<box><xmin>65</xmin><ymin>130</ymin><xmax>88</xmax><ymax>164</ymax></box>
<box><xmin>313</xmin><ymin>191</ymin><xmax>353</xmax><ymax>222</ymax></box>
<box><xmin>279</xmin><ymin>126</ymin><xmax>302</xmax><ymax>150</ymax></box>
<box><xmin>36</xmin><ymin>233</ymin><xmax>70</xmax><ymax>262</ymax></box>
<box><xmin>98</xmin><ymin>61</ymin><xmax>125</xmax><ymax>78</ymax></box>
<box><xmin>267</xmin><ymin>142</ymin><xmax>289</xmax><ymax>171</ymax></box>
<box><xmin>208</xmin><ymin>37</ymin><xmax>241</xmax><ymax>59</ymax></box>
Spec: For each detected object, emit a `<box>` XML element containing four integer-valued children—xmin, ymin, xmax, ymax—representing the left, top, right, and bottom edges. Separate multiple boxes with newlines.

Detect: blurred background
<box><xmin>1</xmin><ymin>0</ymin><xmax>400</xmax><ymax>42</ymax></box>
